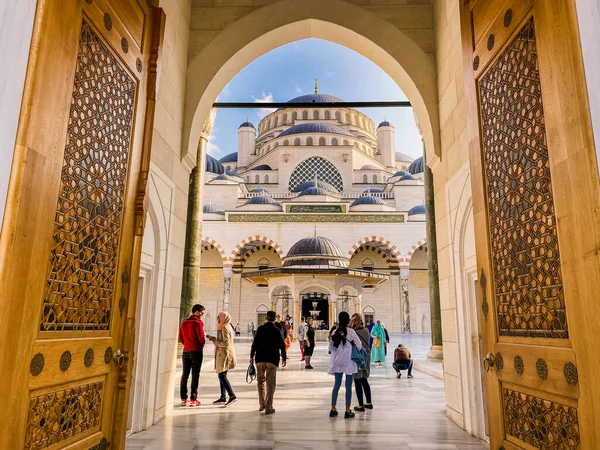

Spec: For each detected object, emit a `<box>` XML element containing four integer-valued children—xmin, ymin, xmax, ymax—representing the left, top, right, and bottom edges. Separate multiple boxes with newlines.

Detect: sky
<box><xmin>207</xmin><ymin>38</ymin><xmax>423</xmax><ymax>161</ymax></box>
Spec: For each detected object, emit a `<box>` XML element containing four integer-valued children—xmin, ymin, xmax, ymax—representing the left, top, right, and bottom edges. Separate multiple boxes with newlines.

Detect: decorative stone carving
<box><xmin>536</xmin><ymin>358</ymin><xmax>548</xmax><ymax>380</ymax></box>
<box><xmin>60</xmin><ymin>351</ymin><xmax>72</xmax><ymax>372</ymax></box>
<box><xmin>564</xmin><ymin>362</ymin><xmax>578</xmax><ymax>386</ymax></box>
<box><xmin>104</xmin><ymin>347</ymin><xmax>113</xmax><ymax>365</ymax></box>
<box><xmin>30</xmin><ymin>353</ymin><xmax>44</xmax><ymax>377</ymax></box>
<box><xmin>84</xmin><ymin>348</ymin><xmax>94</xmax><ymax>368</ymax></box>
<box><xmin>504</xmin><ymin>9</ymin><xmax>513</xmax><ymax>27</ymax></box>
<box><xmin>495</xmin><ymin>353</ymin><xmax>504</xmax><ymax>371</ymax></box>
<box><xmin>228</xmin><ymin>214</ymin><xmax>404</xmax><ymax>223</ymax></box>
<box><xmin>514</xmin><ymin>355</ymin><xmax>524</xmax><ymax>375</ymax></box>
<box><xmin>121</xmin><ymin>37</ymin><xmax>128</xmax><ymax>53</ymax></box>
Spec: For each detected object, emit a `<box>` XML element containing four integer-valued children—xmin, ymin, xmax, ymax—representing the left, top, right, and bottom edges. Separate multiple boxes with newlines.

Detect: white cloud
<box><xmin>206</xmin><ymin>131</ymin><xmax>224</xmax><ymax>159</ymax></box>
<box><xmin>293</xmin><ymin>82</ymin><xmax>304</xmax><ymax>94</ymax></box>
<box><xmin>252</xmin><ymin>92</ymin><xmax>276</xmax><ymax>119</ymax></box>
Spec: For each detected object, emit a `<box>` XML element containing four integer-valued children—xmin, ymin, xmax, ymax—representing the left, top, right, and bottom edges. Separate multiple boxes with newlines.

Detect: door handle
<box><xmin>483</xmin><ymin>352</ymin><xmax>495</xmax><ymax>372</ymax></box>
<box><xmin>113</xmin><ymin>349</ymin><xmax>125</xmax><ymax>368</ymax></box>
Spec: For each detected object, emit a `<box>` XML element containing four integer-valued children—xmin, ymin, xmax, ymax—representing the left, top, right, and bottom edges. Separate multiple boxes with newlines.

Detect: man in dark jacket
<box><xmin>178</xmin><ymin>304</ymin><xmax>206</xmax><ymax>406</ymax></box>
<box><xmin>392</xmin><ymin>343</ymin><xmax>414</xmax><ymax>378</ymax></box>
<box><xmin>250</xmin><ymin>310</ymin><xmax>287</xmax><ymax>415</ymax></box>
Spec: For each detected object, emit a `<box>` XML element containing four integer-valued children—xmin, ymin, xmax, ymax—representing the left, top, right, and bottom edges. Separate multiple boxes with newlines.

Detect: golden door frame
<box><xmin>461</xmin><ymin>1</ymin><xmax>600</xmax><ymax>448</ymax></box>
<box><xmin>0</xmin><ymin>0</ymin><xmax>164</xmax><ymax>448</ymax></box>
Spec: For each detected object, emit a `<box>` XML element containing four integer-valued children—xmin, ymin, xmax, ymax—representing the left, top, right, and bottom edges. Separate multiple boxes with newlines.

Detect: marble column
<box><xmin>293</xmin><ymin>297</ymin><xmax>301</xmax><ymax>340</ymax></box>
<box><xmin>424</xmin><ymin>143</ymin><xmax>443</xmax><ymax>360</ymax></box>
<box><xmin>179</xmin><ymin>111</ymin><xmax>215</xmax><ymax>321</ymax></box>
<box><xmin>222</xmin><ymin>268</ymin><xmax>232</xmax><ymax>313</ymax></box>
<box><xmin>401</xmin><ymin>270</ymin><xmax>411</xmax><ymax>333</ymax></box>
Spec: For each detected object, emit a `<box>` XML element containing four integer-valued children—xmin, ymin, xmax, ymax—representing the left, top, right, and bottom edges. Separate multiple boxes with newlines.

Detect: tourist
<box><xmin>392</xmin><ymin>344</ymin><xmax>414</xmax><ymax>378</ymax></box>
<box><xmin>275</xmin><ymin>314</ymin><xmax>287</xmax><ymax>341</ymax></box>
<box><xmin>370</xmin><ymin>320</ymin><xmax>386</xmax><ymax>365</ymax></box>
<box><xmin>328</xmin><ymin>311</ymin><xmax>361</xmax><ymax>419</ymax></box>
<box><xmin>206</xmin><ymin>311</ymin><xmax>237</xmax><ymax>406</ymax></box>
<box><xmin>367</xmin><ymin>319</ymin><xmax>375</xmax><ymax>349</ymax></box>
<box><xmin>284</xmin><ymin>315</ymin><xmax>292</xmax><ymax>351</ymax></box>
<box><xmin>251</xmin><ymin>322</ymin><xmax>256</xmax><ymax>337</ymax></box>
<box><xmin>247</xmin><ymin>322</ymin><xmax>252</xmax><ymax>336</ymax></box>
<box><xmin>178</xmin><ymin>304</ymin><xmax>206</xmax><ymax>407</ymax></box>
<box><xmin>382</xmin><ymin>322</ymin><xmax>390</xmax><ymax>356</ymax></box>
<box><xmin>297</xmin><ymin>316</ymin><xmax>306</xmax><ymax>361</ymax></box>
<box><xmin>350</xmin><ymin>313</ymin><xmax>373</xmax><ymax>411</ymax></box>
<box><xmin>328</xmin><ymin>321</ymin><xmax>338</xmax><ymax>340</ymax></box>
<box><xmin>304</xmin><ymin>317</ymin><xmax>315</xmax><ymax>369</ymax></box>
<box><xmin>234</xmin><ymin>323</ymin><xmax>241</xmax><ymax>336</ymax></box>
<box><xmin>250</xmin><ymin>310</ymin><xmax>287</xmax><ymax>415</ymax></box>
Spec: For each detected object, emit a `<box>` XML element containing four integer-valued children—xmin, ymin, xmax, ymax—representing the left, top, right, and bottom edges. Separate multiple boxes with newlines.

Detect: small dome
<box><xmin>283</xmin><ymin>236</ymin><xmax>349</xmax><ymax>269</ymax></box>
<box><xmin>297</xmin><ymin>186</ymin><xmax>339</xmax><ymax>197</ymax></box>
<box><xmin>203</xmin><ymin>204</ymin><xmax>225</xmax><ymax>215</ymax></box>
<box><xmin>378</xmin><ymin>121</ymin><xmax>391</xmax><ymax>128</ymax></box>
<box><xmin>219</xmin><ymin>152</ymin><xmax>238</xmax><ymax>163</ymax></box>
<box><xmin>225</xmin><ymin>170</ymin><xmax>241</xmax><ymax>177</ymax></box>
<box><xmin>239</xmin><ymin>121</ymin><xmax>255</xmax><ymax>129</ymax></box>
<box><xmin>291</xmin><ymin>179</ymin><xmax>339</xmax><ymax>194</ymax></box>
<box><xmin>361</xmin><ymin>187</ymin><xmax>383</xmax><ymax>195</ymax></box>
<box><xmin>395</xmin><ymin>152</ymin><xmax>415</xmax><ymax>163</ymax></box>
<box><xmin>392</xmin><ymin>170</ymin><xmax>409</xmax><ymax>178</ymax></box>
<box><xmin>213</xmin><ymin>171</ymin><xmax>243</xmax><ymax>182</ymax></box>
<box><xmin>206</xmin><ymin>154</ymin><xmax>225</xmax><ymax>174</ymax></box>
<box><xmin>252</xmin><ymin>164</ymin><xmax>272</xmax><ymax>171</ymax></box>
<box><xmin>278</xmin><ymin>122</ymin><xmax>353</xmax><ymax>138</ymax></box>
<box><xmin>408</xmin><ymin>205</ymin><xmax>426</xmax><ymax>216</ymax></box>
<box><xmin>399</xmin><ymin>174</ymin><xmax>416</xmax><ymax>181</ymax></box>
<box><xmin>408</xmin><ymin>156</ymin><xmax>425</xmax><ymax>174</ymax></box>
<box><xmin>360</xmin><ymin>164</ymin><xmax>379</xmax><ymax>170</ymax></box>
<box><xmin>351</xmin><ymin>195</ymin><xmax>386</xmax><ymax>206</ymax></box>
<box><xmin>250</xmin><ymin>187</ymin><xmax>269</xmax><ymax>193</ymax></box>
<box><xmin>244</xmin><ymin>195</ymin><xmax>281</xmax><ymax>206</ymax></box>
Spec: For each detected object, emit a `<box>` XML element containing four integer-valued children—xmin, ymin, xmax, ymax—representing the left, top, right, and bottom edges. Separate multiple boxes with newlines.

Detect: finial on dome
<box><xmin>314</xmin><ymin>225</ymin><xmax>317</xmax><ymax>237</ymax></box>
<box><xmin>314</xmin><ymin>78</ymin><xmax>319</xmax><ymax>94</ymax></box>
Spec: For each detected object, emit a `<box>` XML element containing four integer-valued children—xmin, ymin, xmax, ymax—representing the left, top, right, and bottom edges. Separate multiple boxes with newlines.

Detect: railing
<box><xmin>240</xmin><ymin>191</ymin><xmax>394</xmax><ymax>199</ymax></box>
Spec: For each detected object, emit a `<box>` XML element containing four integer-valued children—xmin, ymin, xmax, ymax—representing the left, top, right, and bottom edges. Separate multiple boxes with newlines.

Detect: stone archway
<box><xmin>183</xmin><ymin>0</ymin><xmax>439</xmax><ymax>164</ymax></box>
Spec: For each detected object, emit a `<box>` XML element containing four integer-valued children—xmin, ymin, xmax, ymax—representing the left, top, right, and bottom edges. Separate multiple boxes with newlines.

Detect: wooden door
<box><xmin>0</xmin><ymin>0</ymin><xmax>164</xmax><ymax>448</ymax></box>
<box><xmin>460</xmin><ymin>1</ymin><xmax>600</xmax><ymax>449</ymax></box>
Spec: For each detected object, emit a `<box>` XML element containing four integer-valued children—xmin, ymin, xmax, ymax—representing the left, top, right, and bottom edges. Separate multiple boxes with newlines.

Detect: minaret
<box><xmin>237</xmin><ymin>120</ymin><xmax>256</xmax><ymax>168</ymax></box>
<box><xmin>376</xmin><ymin>119</ymin><xmax>396</xmax><ymax>168</ymax></box>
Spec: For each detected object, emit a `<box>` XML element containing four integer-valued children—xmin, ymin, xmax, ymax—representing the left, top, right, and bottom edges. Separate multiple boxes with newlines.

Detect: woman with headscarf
<box><xmin>370</xmin><ymin>320</ymin><xmax>386</xmax><ymax>366</ymax></box>
<box><xmin>207</xmin><ymin>311</ymin><xmax>237</xmax><ymax>405</ymax></box>
<box><xmin>350</xmin><ymin>313</ymin><xmax>373</xmax><ymax>411</ymax></box>
<box><xmin>328</xmin><ymin>311</ymin><xmax>362</xmax><ymax>419</ymax></box>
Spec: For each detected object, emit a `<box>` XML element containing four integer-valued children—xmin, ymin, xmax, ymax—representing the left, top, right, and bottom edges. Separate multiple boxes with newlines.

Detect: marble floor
<box><xmin>126</xmin><ymin>334</ymin><xmax>489</xmax><ymax>449</ymax></box>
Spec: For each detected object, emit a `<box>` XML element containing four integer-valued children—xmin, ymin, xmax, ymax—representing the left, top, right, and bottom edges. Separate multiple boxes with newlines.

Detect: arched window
<box><xmin>266</xmin><ymin>145</ymin><xmax>271</xmax><ymax>152</ymax></box>
<box><xmin>302</xmin><ymin>110</ymin><xmax>308</xmax><ymax>120</ymax></box>
<box><xmin>362</xmin><ymin>258</ymin><xmax>374</xmax><ymax>271</ymax></box>
<box><xmin>363</xmin><ymin>175</ymin><xmax>368</xmax><ymax>183</ymax></box>
<box><xmin>313</xmin><ymin>110</ymin><xmax>319</xmax><ymax>119</ymax></box>
<box><xmin>345</xmin><ymin>113</ymin><xmax>350</xmax><ymax>123</ymax></box>
<box><xmin>351</xmin><ymin>115</ymin><xmax>356</xmax><ymax>125</ymax></box>
<box><xmin>343</xmin><ymin>139</ymin><xmax>349</xmax><ymax>145</ymax></box>
<box><xmin>294</xmin><ymin>138</ymin><xmax>301</xmax><ymax>146</ymax></box>
<box><xmin>255</xmin><ymin>175</ymin><xmax>260</xmax><ymax>183</ymax></box>
<box><xmin>306</xmin><ymin>137</ymin><xmax>313</xmax><ymax>146</ymax></box>
<box><xmin>257</xmin><ymin>258</ymin><xmax>270</xmax><ymax>270</ymax></box>
<box><xmin>372</xmin><ymin>175</ymin><xmax>377</xmax><ymax>184</ymax></box>
<box><xmin>282</xmin><ymin>113</ymin><xmax>287</xmax><ymax>124</ymax></box>
<box><xmin>283</xmin><ymin>139</ymin><xmax>289</xmax><ymax>146</ymax></box>
<box><xmin>362</xmin><ymin>145</ymin><xmax>366</xmax><ymax>152</ymax></box>
<box><xmin>363</xmin><ymin>305</ymin><xmax>375</xmax><ymax>325</ymax></box>
<box><xmin>275</xmin><ymin>116</ymin><xmax>279</xmax><ymax>126</ymax></box>
<box><xmin>360</xmin><ymin>117</ymin><xmax>364</xmax><ymax>128</ymax></box>
<box><xmin>273</xmin><ymin>142</ymin><xmax>279</xmax><ymax>148</ymax></box>
<box><xmin>289</xmin><ymin>156</ymin><xmax>343</xmax><ymax>191</ymax></box>
<box><xmin>332</xmin><ymin>138</ymin><xmax>339</xmax><ymax>146</ymax></box>
<box><xmin>319</xmin><ymin>137</ymin><xmax>326</xmax><ymax>146</ymax></box>
<box><xmin>292</xmin><ymin>112</ymin><xmax>297</xmax><ymax>122</ymax></box>
<box><xmin>324</xmin><ymin>110</ymin><xmax>330</xmax><ymax>120</ymax></box>
<box><xmin>265</xmin><ymin>175</ymin><xmax>269</xmax><ymax>183</ymax></box>
<box><xmin>246</xmin><ymin>176</ymin><xmax>250</xmax><ymax>182</ymax></box>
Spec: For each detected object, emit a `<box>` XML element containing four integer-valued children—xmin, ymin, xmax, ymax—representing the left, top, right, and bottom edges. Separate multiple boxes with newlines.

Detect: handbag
<box><xmin>351</xmin><ymin>341</ymin><xmax>368</xmax><ymax>370</ymax></box>
<box><xmin>373</xmin><ymin>336</ymin><xmax>381</xmax><ymax>348</ymax></box>
<box><xmin>246</xmin><ymin>363</ymin><xmax>256</xmax><ymax>384</ymax></box>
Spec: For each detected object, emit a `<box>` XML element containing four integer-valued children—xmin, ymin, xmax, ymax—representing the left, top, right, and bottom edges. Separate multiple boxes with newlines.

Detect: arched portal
<box><xmin>183</xmin><ymin>0</ymin><xmax>439</xmax><ymax>163</ymax></box>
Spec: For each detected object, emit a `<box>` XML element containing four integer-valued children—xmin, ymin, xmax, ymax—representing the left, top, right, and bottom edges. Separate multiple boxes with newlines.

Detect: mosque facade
<box><xmin>200</xmin><ymin>91</ymin><xmax>429</xmax><ymax>334</ymax></box>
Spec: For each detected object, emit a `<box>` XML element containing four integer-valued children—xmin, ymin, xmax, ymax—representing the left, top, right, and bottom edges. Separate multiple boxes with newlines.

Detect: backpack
<box><xmin>351</xmin><ymin>341</ymin><xmax>368</xmax><ymax>370</ymax></box>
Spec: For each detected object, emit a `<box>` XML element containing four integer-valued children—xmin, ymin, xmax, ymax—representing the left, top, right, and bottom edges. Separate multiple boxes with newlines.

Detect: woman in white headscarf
<box><xmin>207</xmin><ymin>311</ymin><xmax>237</xmax><ymax>405</ymax></box>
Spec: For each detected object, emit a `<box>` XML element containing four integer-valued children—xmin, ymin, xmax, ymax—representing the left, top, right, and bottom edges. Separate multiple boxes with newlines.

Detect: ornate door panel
<box><xmin>460</xmin><ymin>1</ymin><xmax>600</xmax><ymax>449</ymax></box>
<box><xmin>0</xmin><ymin>0</ymin><xmax>164</xmax><ymax>448</ymax></box>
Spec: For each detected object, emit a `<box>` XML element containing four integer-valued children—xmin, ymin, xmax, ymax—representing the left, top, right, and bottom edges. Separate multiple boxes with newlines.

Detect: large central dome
<box><xmin>278</xmin><ymin>123</ymin><xmax>353</xmax><ymax>137</ymax></box>
<box><xmin>282</xmin><ymin>236</ymin><xmax>348</xmax><ymax>269</ymax></box>
<box><xmin>286</xmin><ymin>94</ymin><xmax>345</xmax><ymax>104</ymax></box>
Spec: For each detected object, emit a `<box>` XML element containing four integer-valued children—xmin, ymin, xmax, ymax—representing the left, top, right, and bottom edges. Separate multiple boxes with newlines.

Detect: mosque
<box><xmin>199</xmin><ymin>87</ymin><xmax>430</xmax><ymax>334</ymax></box>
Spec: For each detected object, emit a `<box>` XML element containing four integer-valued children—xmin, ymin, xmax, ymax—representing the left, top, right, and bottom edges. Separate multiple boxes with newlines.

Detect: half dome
<box><xmin>283</xmin><ymin>236</ymin><xmax>348</xmax><ymax>269</ymax></box>
<box><xmin>408</xmin><ymin>204</ymin><xmax>426</xmax><ymax>216</ymax></box>
<box><xmin>203</xmin><ymin>204</ymin><xmax>226</xmax><ymax>215</ymax></box>
<box><xmin>395</xmin><ymin>152</ymin><xmax>415</xmax><ymax>163</ymax></box>
<box><xmin>278</xmin><ymin>122</ymin><xmax>353</xmax><ymax>138</ymax></box>
<box><xmin>244</xmin><ymin>195</ymin><xmax>280</xmax><ymax>206</ymax></box>
<box><xmin>219</xmin><ymin>152</ymin><xmax>238</xmax><ymax>163</ymax></box>
<box><xmin>408</xmin><ymin>156</ymin><xmax>424</xmax><ymax>174</ymax></box>
<box><xmin>361</xmin><ymin>187</ymin><xmax>383</xmax><ymax>195</ymax></box>
<box><xmin>351</xmin><ymin>195</ymin><xmax>386</xmax><ymax>206</ymax></box>
<box><xmin>206</xmin><ymin>154</ymin><xmax>225</xmax><ymax>174</ymax></box>
<box><xmin>291</xmin><ymin>179</ymin><xmax>339</xmax><ymax>194</ymax></box>
<box><xmin>360</xmin><ymin>164</ymin><xmax>379</xmax><ymax>170</ymax></box>
<box><xmin>252</xmin><ymin>164</ymin><xmax>273</xmax><ymax>171</ymax></box>
<box><xmin>392</xmin><ymin>170</ymin><xmax>409</xmax><ymax>178</ymax></box>
<box><xmin>297</xmin><ymin>186</ymin><xmax>340</xmax><ymax>197</ymax></box>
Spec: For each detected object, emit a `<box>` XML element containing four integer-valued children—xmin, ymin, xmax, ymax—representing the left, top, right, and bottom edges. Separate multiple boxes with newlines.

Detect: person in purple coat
<box><xmin>367</xmin><ymin>319</ymin><xmax>375</xmax><ymax>349</ymax></box>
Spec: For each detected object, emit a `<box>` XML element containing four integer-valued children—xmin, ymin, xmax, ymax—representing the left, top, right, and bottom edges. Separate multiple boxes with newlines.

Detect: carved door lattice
<box><xmin>478</xmin><ymin>18</ymin><xmax>567</xmax><ymax>338</ymax></box>
<box><xmin>24</xmin><ymin>381</ymin><xmax>104</xmax><ymax>449</ymax></box>
<box><xmin>503</xmin><ymin>388</ymin><xmax>579</xmax><ymax>449</ymax></box>
<box><xmin>41</xmin><ymin>21</ymin><xmax>136</xmax><ymax>331</ymax></box>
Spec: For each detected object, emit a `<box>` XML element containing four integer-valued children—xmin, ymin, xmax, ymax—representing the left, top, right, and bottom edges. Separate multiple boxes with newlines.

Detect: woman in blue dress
<box><xmin>370</xmin><ymin>320</ymin><xmax>386</xmax><ymax>366</ymax></box>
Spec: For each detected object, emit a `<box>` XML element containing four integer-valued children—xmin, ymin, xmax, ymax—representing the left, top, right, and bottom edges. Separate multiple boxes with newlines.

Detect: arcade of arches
<box><xmin>1</xmin><ymin>0</ymin><xmax>600</xmax><ymax>449</ymax></box>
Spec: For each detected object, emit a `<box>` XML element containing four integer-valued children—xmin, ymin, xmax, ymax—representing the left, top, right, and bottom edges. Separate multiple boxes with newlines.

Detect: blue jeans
<box><xmin>331</xmin><ymin>373</ymin><xmax>353</xmax><ymax>407</ymax></box>
<box><xmin>218</xmin><ymin>371</ymin><xmax>235</xmax><ymax>398</ymax></box>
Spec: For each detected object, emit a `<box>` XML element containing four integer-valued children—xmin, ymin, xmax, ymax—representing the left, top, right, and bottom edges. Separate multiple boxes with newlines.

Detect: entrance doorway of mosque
<box><xmin>302</xmin><ymin>293</ymin><xmax>330</xmax><ymax>329</ymax></box>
